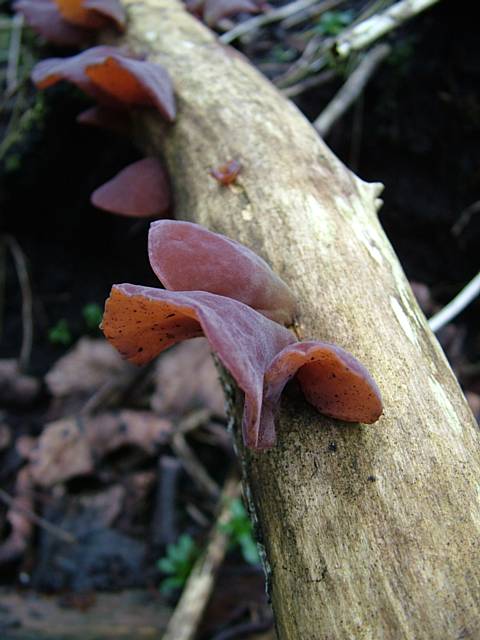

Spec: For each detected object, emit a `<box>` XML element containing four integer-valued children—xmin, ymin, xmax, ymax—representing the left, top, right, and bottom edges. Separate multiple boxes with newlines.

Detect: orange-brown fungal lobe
<box><xmin>91</xmin><ymin>158</ymin><xmax>171</xmax><ymax>218</ymax></box>
<box><xmin>53</xmin><ymin>0</ymin><xmax>126</xmax><ymax>30</ymax></box>
<box><xmin>102</xmin><ymin>285</ymin><xmax>295</xmax><ymax>449</ymax></box>
<box><xmin>85</xmin><ymin>55</ymin><xmax>176</xmax><ymax>120</ymax></box>
<box><xmin>32</xmin><ymin>47</ymin><xmax>176</xmax><ymax>121</ymax></box>
<box><xmin>264</xmin><ymin>341</ymin><xmax>383</xmax><ymax>426</ymax></box>
<box><xmin>14</xmin><ymin>0</ymin><xmax>90</xmax><ymax>47</ymax></box>
<box><xmin>148</xmin><ymin>220</ymin><xmax>297</xmax><ymax>325</ymax></box>
<box><xmin>209</xmin><ymin>159</ymin><xmax>241</xmax><ymax>186</ymax></box>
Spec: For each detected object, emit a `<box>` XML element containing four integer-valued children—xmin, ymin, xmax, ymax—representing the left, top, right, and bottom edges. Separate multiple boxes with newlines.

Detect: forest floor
<box><xmin>0</xmin><ymin>0</ymin><xmax>479</xmax><ymax>638</ymax></box>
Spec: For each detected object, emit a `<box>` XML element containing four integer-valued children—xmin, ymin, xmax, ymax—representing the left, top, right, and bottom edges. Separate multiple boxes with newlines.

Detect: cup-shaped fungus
<box><xmin>102</xmin><ymin>285</ymin><xmax>296</xmax><ymax>449</ymax></box>
<box><xmin>32</xmin><ymin>46</ymin><xmax>176</xmax><ymax>122</ymax></box>
<box><xmin>15</xmin><ymin>0</ymin><xmax>125</xmax><ymax>46</ymax></box>
<box><xmin>262</xmin><ymin>341</ymin><xmax>383</xmax><ymax>431</ymax></box>
<box><xmin>14</xmin><ymin>0</ymin><xmax>90</xmax><ymax>46</ymax></box>
<box><xmin>53</xmin><ymin>0</ymin><xmax>126</xmax><ymax>30</ymax></box>
<box><xmin>148</xmin><ymin>221</ymin><xmax>296</xmax><ymax>325</ymax></box>
<box><xmin>91</xmin><ymin>158</ymin><xmax>171</xmax><ymax>218</ymax></box>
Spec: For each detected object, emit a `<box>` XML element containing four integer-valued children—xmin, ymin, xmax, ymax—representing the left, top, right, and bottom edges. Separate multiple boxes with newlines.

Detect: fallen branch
<box><xmin>162</xmin><ymin>475</ymin><xmax>240</xmax><ymax>640</ymax></box>
<box><xmin>314</xmin><ymin>43</ymin><xmax>390</xmax><ymax>136</ymax></box>
<box><xmin>334</xmin><ymin>0</ymin><xmax>441</xmax><ymax>58</ymax></box>
<box><xmin>114</xmin><ymin>1</ymin><xmax>480</xmax><ymax>636</ymax></box>
<box><xmin>428</xmin><ymin>271</ymin><xmax>480</xmax><ymax>333</ymax></box>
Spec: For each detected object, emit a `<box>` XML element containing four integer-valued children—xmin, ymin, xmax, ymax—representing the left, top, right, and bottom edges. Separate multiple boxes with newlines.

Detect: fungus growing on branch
<box><xmin>14</xmin><ymin>0</ymin><xmax>90</xmax><ymax>46</ymax></box>
<box><xmin>32</xmin><ymin>46</ymin><xmax>176</xmax><ymax>121</ymax></box>
<box><xmin>209</xmin><ymin>159</ymin><xmax>241</xmax><ymax>186</ymax></box>
<box><xmin>91</xmin><ymin>158</ymin><xmax>171</xmax><ymax>218</ymax></box>
<box><xmin>262</xmin><ymin>341</ymin><xmax>383</xmax><ymax>434</ymax></box>
<box><xmin>102</xmin><ymin>222</ymin><xmax>382</xmax><ymax>449</ymax></box>
<box><xmin>53</xmin><ymin>0</ymin><xmax>126</xmax><ymax>30</ymax></box>
<box><xmin>101</xmin><ymin>285</ymin><xmax>296</xmax><ymax>449</ymax></box>
<box><xmin>148</xmin><ymin>220</ymin><xmax>297</xmax><ymax>324</ymax></box>
<box><xmin>15</xmin><ymin>0</ymin><xmax>125</xmax><ymax>45</ymax></box>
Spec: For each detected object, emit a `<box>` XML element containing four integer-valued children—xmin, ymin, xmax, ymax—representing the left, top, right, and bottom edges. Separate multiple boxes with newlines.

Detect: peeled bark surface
<box><xmin>116</xmin><ymin>2</ymin><xmax>480</xmax><ymax>637</ymax></box>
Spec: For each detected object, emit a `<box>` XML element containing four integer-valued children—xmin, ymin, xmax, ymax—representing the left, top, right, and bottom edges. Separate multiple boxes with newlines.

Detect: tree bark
<box><xmin>116</xmin><ymin>2</ymin><xmax>480</xmax><ymax>637</ymax></box>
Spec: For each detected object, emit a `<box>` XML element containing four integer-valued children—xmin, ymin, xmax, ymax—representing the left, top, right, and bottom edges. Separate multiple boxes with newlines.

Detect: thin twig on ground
<box><xmin>314</xmin><ymin>43</ymin><xmax>390</xmax><ymax>136</ymax></box>
<box><xmin>4</xmin><ymin>235</ymin><xmax>33</xmax><ymax>372</ymax></box>
<box><xmin>220</xmin><ymin>0</ymin><xmax>322</xmax><ymax>44</ymax></box>
<box><xmin>428</xmin><ymin>272</ymin><xmax>480</xmax><ymax>333</ymax></box>
<box><xmin>0</xmin><ymin>487</ymin><xmax>77</xmax><ymax>545</ymax></box>
<box><xmin>5</xmin><ymin>14</ymin><xmax>24</xmax><ymax>97</ymax></box>
<box><xmin>282</xmin><ymin>68</ymin><xmax>336</xmax><ymax>97</ymax></box>
<box><xmin>333</xmin><ymin>0</ymin><xmax>440</xmax><ymax>58</ymax></box>
<box><xmin>281</xmin><ymin>0</ymin><xmax>344</xmax><ymax>29</ymax></box>
<box><xmin>171</xmin><ymin>432</ymin><xmax>220</xmax><ymax>499</ymax></box>
<box><xmin>162</xmin><ymin>474</ymin><xmax>240</xmax><ymax>640</ymax></box>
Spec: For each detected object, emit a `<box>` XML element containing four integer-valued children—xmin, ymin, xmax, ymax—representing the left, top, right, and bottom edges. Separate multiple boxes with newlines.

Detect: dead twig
<box><xmin>220</xmin><ymin>0</ymin><xmax>322</xmax><ymax>45</ymax></box>
<box><xmin>281</xmin><ymin>0</ymin><xmax>344</xmax><ymax>29</ymax></box>
<box><xmin>162</xmin><ymin>474</ymin><xmax>241</xmax><ymax>640</ymax></box>
<box><xmin>171</xmin><ymin>432</ymin><xmax>220</xmax><ymax>499</ymax></box>
<box><xmin>5</xmin><ymin>14</ymin><xmax>24</xmax><ymax>97</ymax></box>
<box><xmin>333</xmin><ymin>0</ymin><xmax>440</xmax><ymax>58</ymax></box>
<box><xmin>314</xmin><ymin>43</ymin><xmax>390</xmax><ymax>136</ymax></box>
<box><xmin>282</xmin><ymin>68</ymin><xmax>336</xmax><ymax>98</ymax></box>
<box><xmin>0</xmin><ymin>487</ymin><xmax>77</xmax><ymax>546</ymax></box>
<box><xmin>3</xmin><ymin>235</ymin><xmax>33</xmax><ymax>372</ymax></box>
<box><xmin>153</xmin><ymin>456</ymin><xmax>182</xmax><ymax>546</ymax></box>
<box><xmin>428</xmin><ymin>272</ymin><xmax>480</xmax><ymax>333</ymax></box>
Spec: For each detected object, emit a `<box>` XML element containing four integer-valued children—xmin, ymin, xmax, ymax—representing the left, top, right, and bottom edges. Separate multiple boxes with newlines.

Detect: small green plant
<box><xmin>48</xmin><ymin>319</ymin><xmax>72</xmax><ymax>346</ymax></box>
<box><xmin>315</xmin><ymin>10</ymin><xmax>354</xmax><ymax>36</ymax></box>
<box><xmin>82</xmin><ymin>302</ymin><xmax>103</xmax><ymax>331</ymax></box>
<box><xmin>220</xmin><ymin>498</ymin><xmax>260</xmax><ymax>565</ymax></box>
<box><xmin>157</xmin><ymin>534</ymin><xmax>199</xmax><ymax>595</ymax></box>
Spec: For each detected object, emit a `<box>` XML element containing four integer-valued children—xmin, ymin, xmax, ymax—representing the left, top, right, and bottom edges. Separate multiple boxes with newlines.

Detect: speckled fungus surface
<box><xmin>102</xmin><ymin>222</ymin><xmax>383</xmax><ymax>450</ymax></box>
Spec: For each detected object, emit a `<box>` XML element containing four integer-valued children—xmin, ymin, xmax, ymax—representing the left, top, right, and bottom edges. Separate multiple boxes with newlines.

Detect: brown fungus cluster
<box><xmin>102</xmin><ymin>221</ymin><xmax>383</xmax><ymax>450</ymax></box>
<box><xmin>15</xmin><ymin>0</ymin><xmax>126</xmax><ymax>46</ymax></box>
<box><xmin>31</xmin><ymin>46</ymin><xmax>176</xmax><ymax>218</ymax></box>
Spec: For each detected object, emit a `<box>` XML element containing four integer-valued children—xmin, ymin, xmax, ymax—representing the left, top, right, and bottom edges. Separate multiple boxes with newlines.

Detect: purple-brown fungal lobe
<box><xmin>91</xmin><ymin>158</ymin><xmax>171</xmax><ymax>218</ymax></box>
<box><xmin>101</xmin><ymin>285</ymin><xmax>295</xmax><ymax>449</ymax></box>
<box><xmin>76</xmin><ymin>105</ymin><xmax>131</xmax><ymax>134</ymax></box>
<box><xmin>209</xmin><ymin>159</ymin><xmax>241</xmax><ymax>185</ymax></box>
<box><xmin>14</xmin><ymin>0</ymin><xmax>90</xmax><ymax>46</ymax></box>
<box><xmin>263</xmin><ymin>341</ymin><xmax>383</xmax><ymax>428</ymax></box>
<box><xmin>53</xmin><ymin>0</ymin><xmax>126</xmax><ymax>30</ymax></box>
<box><xmin>148</xmin><ymin>220</ymin><xmax>297</xmax><ymax>325</ymax></box>
<box><xmin>32</xmin><ymin>46</ymin><xmax>176</xmax><ymax>121</ymax></box>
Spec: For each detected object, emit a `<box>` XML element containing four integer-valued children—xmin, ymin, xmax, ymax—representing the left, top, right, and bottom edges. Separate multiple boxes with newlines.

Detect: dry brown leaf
<box><xmin>85</xmin><ymin>410</ymin><xmax>173</xmax><ymax>456</ymax></box>
<box><xmin>29</xmin><ymin>417</ymin><xmax>94</xmax><ymax>487</ymax></box>
<box><xmin>45</xmin><ymin>337</ymin><xmax>128</xmax><ymax>398</ymax></box>
<box><xmin>151</xmin><ymin>338</ymin><xmax>225</xmax><ymax>418</ymax></box>
<box><xmin>0</xmin><ymin>359</ymin><xmax>40</xmax><ymax>406</ymax></box>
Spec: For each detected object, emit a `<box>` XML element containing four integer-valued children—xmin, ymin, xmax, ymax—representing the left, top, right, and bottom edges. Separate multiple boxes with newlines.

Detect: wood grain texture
<box><xmin>115</xmin><ymin>2</ymin><xmax>480</xmax><ymax>636</ymax></box>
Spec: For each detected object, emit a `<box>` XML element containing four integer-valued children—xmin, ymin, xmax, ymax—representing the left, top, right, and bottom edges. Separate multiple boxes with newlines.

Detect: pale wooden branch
<box><xmin>429</xmin><ymin>271</ymin><xmax>480</xmax><ymax>333</ymax></box>
<box><xmin>314</xmin><ymin>43</ymin><xmax>390</xmax><ymax>136</ymax></box>
<box><xmin>161</xmin><ymin>475</ymin><xmax>240</xmax><ymax>640</ymax></box>
<box><xmin>114</xmin><ymin>1</ymin><xmax>480</xmax><ymax>637</ymax></box>
<box><xmin>334</xmin><ymin>0</ymin><xmax>441</xmax><ymax>58</ymax></box>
